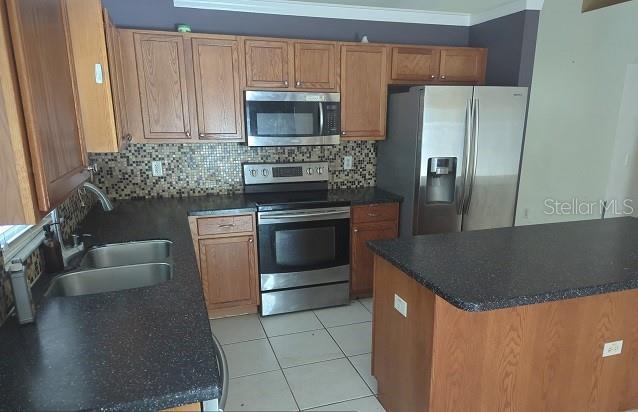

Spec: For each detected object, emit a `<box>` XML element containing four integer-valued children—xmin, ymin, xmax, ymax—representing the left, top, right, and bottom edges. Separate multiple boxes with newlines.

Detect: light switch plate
<box><xmin>602</xmin><ymin>340</ymin><xmax>623</xmax><ymax>357</ymax></box>
<box><xmin>343</xmin><ymin>156</ymin><xmax>353</xmax><ymax>170</ymax></box>
<box><xmin>394</xmin><ymin>294</ymin><xmax>408</xmax><ymax>317</ymax></box>
<box><xmin>151</xmin><ymin>161</ymin><xmax>164</xmax><ymax>177</ymax></box>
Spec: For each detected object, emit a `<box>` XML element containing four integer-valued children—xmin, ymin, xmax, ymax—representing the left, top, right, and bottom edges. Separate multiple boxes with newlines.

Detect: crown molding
<box><xmin>175</xmin><ymin>0</ymin><xmax>544</xmax><ymax>26</ymax></box>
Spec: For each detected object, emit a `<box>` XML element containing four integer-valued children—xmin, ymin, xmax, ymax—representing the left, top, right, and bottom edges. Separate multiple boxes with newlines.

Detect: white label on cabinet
<box><xmin>95</xmin><ymin>63</ymin><xmax>104</xmax><ymax>84</ymax></box>
<box><xmin>394</xmin><ymin>294</ymin><xmax>408</xmax><ymax>317</ymax></box>
<box><xmin>602</xmin><ymin>340</ymin><xmax>623</xmax><ymax>357</ymax></box>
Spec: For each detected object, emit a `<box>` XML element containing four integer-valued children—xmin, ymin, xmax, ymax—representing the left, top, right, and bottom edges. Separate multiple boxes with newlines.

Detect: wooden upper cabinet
<box><xmin>340</xmin><ymin>44</ymin><xmax>388</xmax><ymax>139</ymax></box>
<box><xmin>390</xmin><ymin>46</ymin><xmax>440</xmax><ymax>82</ymax></box>
<box><xmin>244</xmin><ymin>39</ymin><xmax>290</xmax><ymax>88</ymax></box>
<box><xmin>65</xmin><ymin>0</ymin><xmax>119</xmax><ymax>153</ymax></box>
<box><xmin>439</xmin><ymin>48</ymin><xmax>486</xmax><ymax>84</ymax></box>
<box><xmin>294</xmin><ymin>42</ymin><xmax>337</xmax><ymax>90</ymax></box>
<box><xmin>103</xmin><ymin>8</ymin><xmax>130</xmax><ymax>148</ymax></box>
<box><xmin>191</xmin><ymin>37</ymin><xmax>243</xmax><ymax>141</ymax></box>
<box><xmin>135</xmin><ymin>33</ymin><xmax>194</xmax><ymax>140</ymax></box>
<box><xmin>6</xmin><ymin>0</ymin><xmax>89</xmax><ymax>212</ymax></box>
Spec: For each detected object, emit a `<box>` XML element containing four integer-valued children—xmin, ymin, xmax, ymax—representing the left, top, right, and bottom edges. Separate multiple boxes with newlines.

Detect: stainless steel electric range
<box><xmin>243</xmin><ymin>162</ymin><xmax>350</xmax><ymax>316</ymax></box>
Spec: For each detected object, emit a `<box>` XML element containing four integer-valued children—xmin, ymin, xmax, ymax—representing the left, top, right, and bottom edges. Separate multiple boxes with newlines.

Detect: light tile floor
<box><xmin>210</xmin><ymin>298</ymin><xmax>385</xmax><ymax>412</ymax></box>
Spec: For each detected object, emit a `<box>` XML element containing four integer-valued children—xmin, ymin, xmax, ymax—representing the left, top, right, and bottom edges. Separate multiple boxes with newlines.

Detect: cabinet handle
<box><xmin>440</xmin><ymin>75</ymin><xmax>447</xmax><ymax>80</ymax></box>
<box><xmin>353</xmin><ymin>228</ymin><xmax>359</xmax><ymax>233</ymax></box>
<box><xmin>186</xmin><ymin>131</ymin><xmax>191</xmax><ymax>137</ymax></box>
<box><xmin>218</xmin><ymin>224</ymin><xmax>235</xmax><ymax>228</ymax></box>
<box><xmin>430</xmin><ymin>74</ymin><xmax>437</xmax><ymax>79</ymax></box>
<box><xmin>367</xmin><ymin>213</ymin><xmax>378</xmax><ymax>217</ymax></box>
<box><xmin>341</xmin><ymin>131</ymin><xmax>347</xmax><ymax>136</ymax></box>
<box><xmin>296</xmin><ymin>81</ymin><xmax>301</xmax><ymax>87</ymax></box>
<box><xmin>284</xmin><ymin>80</ymin><xmax>289</xmax><ymax>86</ymax></box>
<box><xmin>199</xmin><ymin>133</ymin><xmax>205</xmax><ymax>138</ymax></box>
<box><xmin>249</xmin><ymin>237</ymin><xmax>253</xmax><ymax>243</ymax></box>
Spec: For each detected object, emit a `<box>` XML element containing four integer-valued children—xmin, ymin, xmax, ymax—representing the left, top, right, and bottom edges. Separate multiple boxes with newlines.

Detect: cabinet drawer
<box><xmin>197</xmin><ymin>215</ymin><xmax>254</xmax><ymax>236</ymax></box>
<box><xmin>352</xmin><ymin>203</ymin><xmax>399</xmax><ymax>224</ymax></box>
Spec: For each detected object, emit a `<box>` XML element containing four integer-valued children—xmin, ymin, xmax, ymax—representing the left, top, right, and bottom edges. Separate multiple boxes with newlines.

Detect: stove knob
<box><xmin>306</xmin><ymin>167</ymin><xmax>313</xmax><ymax>175</ymax></box>
<box><xmin>262</xmin><ymin>169</ymin><xmax>269</xmax><ymax>177</ymax></box>
<box><xmin>316</xmin><ymin>167</ymin><xmax>325</xmax><ymax>174</ymax></box>
<box><xmin>250</xmin><ymin>169</ymin><xmax>258</xmax><ymax>177</ymax></box>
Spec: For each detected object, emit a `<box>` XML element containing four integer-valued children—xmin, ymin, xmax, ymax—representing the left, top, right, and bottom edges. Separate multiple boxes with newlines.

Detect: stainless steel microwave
<box><xmin>245</xmin><ymin>91</ymin><xmax>340</xmax><ymax>147</ymax></box>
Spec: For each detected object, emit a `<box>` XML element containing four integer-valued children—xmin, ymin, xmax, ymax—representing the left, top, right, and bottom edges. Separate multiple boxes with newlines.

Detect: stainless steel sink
<box><xmin>46</xmin><ymin>263</ymin><xmax>172</xmax><ymax>298</ymax></box>
<box><xmin>81</xmin><ymin>240</ymin><xmax>172</xmax><ymax>268</ymax></box>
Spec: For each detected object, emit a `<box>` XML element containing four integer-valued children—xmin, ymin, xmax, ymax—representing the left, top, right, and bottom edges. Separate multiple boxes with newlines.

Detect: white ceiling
<box><xmin>305</xmin><ymin>0</ymin><xmax>527</xmax><ymax>14</ymax></box>
<box><xmin>174</xmin><ymin>0</ymin><xmax>544</xmax><ymax>26</ymax></box>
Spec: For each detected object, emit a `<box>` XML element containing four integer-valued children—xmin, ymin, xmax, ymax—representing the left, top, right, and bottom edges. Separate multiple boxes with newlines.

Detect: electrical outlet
<box><xmin>394</xmin><ymin>294</ymin><xmax>408</xmax><ymax>317</ymax></box>
<box><xmin>343</xmin><ymin>155</ymin><xmax>353</xmax><ymax>170</ymax></box>
<box><xmin>151</xmin><ymin>161</ymin><xmax>164</xmax><ymax>177</ymax></box>
<box><xmin>602</xmin><ymin>340</ymin><xmax>623</xmax><ymax>357</ymax></box>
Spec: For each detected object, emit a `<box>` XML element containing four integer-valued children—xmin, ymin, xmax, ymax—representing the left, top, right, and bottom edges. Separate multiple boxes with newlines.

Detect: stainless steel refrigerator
<box><xmin>377</xmin><ymin>85</ymin><xmax>529</xmax><ymax>236</ymax></box>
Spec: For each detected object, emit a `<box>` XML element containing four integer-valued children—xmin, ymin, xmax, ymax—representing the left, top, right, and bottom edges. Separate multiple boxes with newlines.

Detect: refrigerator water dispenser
<box><xmin>426</xmin><ymin>157</ymin><xmax>456</xmax><ymax>204</ymax></box>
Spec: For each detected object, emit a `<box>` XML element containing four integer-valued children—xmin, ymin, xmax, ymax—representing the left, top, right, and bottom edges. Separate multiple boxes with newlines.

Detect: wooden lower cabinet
<box><xmin>350</xmin><ymin>203</ymin><xmax>399</xmax><ymax>297</ymax></box>
<box><xmin>189</xmin><ymin>214</ymin><xmax>259</xmax><ymax>318</ymax></box>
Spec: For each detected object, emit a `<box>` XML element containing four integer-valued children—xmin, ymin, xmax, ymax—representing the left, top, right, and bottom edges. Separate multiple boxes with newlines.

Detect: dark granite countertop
<box><xmin>0</xmin><ymin>187</ymin><xmax>400</xmax><ymax>411</ymax></box>
<box><xmin>368</xmin><ymin>217</ymin><xmax>638</xmax><ymax>312</ymax></box>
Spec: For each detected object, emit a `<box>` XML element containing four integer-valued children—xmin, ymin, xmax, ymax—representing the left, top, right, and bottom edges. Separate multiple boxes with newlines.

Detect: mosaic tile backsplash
<box><xmin>0</xmin><ymin>189</ymin><xmax>95</xmax><ymax>327</ymax></box>
<box><xmin>89</xmin><ymin>141</ymin><xmax>377</xmax><ymax>199</ymax></box>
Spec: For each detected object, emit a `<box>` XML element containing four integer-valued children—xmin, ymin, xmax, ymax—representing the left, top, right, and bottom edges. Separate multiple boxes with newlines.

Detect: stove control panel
<box><xmin>243</xmin><ymin>162</ymin><xmax>329</xmax><ymax>185</ymax></box>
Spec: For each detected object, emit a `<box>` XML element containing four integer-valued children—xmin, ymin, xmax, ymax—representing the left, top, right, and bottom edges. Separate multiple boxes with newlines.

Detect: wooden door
<box><xmin>351</xmin><ymin>221</ymin><xmax>398</xmax><ymax>296</ymax></box>
<box><xmin>340</xmin><ymin>45</ymin><xmax>388</xmax><ymax>139</ymax></box>
<box><xmin>191</xmin><ymin>37</ymin><xmax>243</xmax><ymax>141</ymax></box>
<box><xmin>439</xmin><ymin>48</ymin><xmax>487</xmax><ymax>84</ymax></box>
<box><xmin>65</xmin><ymin>0</ymin><xmax>118</xmax><ymax>153</ymax></box>
<box><xmin>390</xmin><ymin>46</ymin><xmax>440</xmax><ymax>82</ymax></box>
<box><xmin>6</xmin><ymin>0</ymin><xmax>89</xmax><ymax>212</ymax></box>
<box><xmin>293</xmin><ymin>42</ymin><xmax>337</xmax><ymax>90</ymax></box>
<box><xmin>198</xmin><ymin>235</ymin><xmax>258</xmax><ymax>308</ymax></box>
<box><xmin>103</xmin><ymin>8</ymin><xmax>130</xmax><ymax>148</ymax></box>
<box><xmin>244</xmin><ymin>39</ymin><xmax>290</xmax><ymax>88</ymax></box>
<box><xmin>135</xmin><ymin>33</ymin><xmax>194</xmax><ymax>140</ymax></box>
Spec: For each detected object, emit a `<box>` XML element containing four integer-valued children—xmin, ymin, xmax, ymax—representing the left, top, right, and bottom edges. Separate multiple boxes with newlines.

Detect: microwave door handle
<box><xmin>319</xmin><ymin>102</ymin><xmax>324</xmax><ymax>134</ymax></box>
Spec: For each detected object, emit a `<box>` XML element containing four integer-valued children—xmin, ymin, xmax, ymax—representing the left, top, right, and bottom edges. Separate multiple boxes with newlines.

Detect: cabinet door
<box><xmin>135</xmin><ymin>33</ymin><xmax>193</xmax><ymax>140</ymax></box>
<box><xmin>103</xmin><ymin>8</ymin><xmax>130</xmax><ymax>148</ymax></box>
<box><xmin>191</xmin><ymin>37</ymin><xmax>244</xmax><ymax>141</ymax></box>
<box><xmin>439</xmin><ymin>48</ymin><xmax>486</xmax><ymax>84</ymax></box>
<box><xmin>340</xmin><ymin>45</ymin><xmax>388</xmax><ymax>139</ymax></box>
<box><xmin>198</xmin><ymin>235</ymin><xmax>258</xmax><ymax>307</ymax></box>
<box><xmin>351</xmin><ymin>220</ymin><xmax>398</xmax><ymax>296</ymax></box>
<box><xmin>294</xmin><ymin>42</ymin><xmax>337</xmax><ymax>90</ymax></box>
<box><xmin>245</xmin><ymin>39</ymin><xmax>290</xmax><ymax>88</ymax></box>
<box><xmin>390</xmin><ymin>46</ymin><xmax>440</xmax><ymax>82</ymax></box>
<box><xmin>65</xmin><ymin>0</ymin><xmax>118</xmax><ymax>153</ymax></box>
<box><xmin>6</xmin><ymin>0</ymin><xmax>89</xmax><ymax>212</ymax></box>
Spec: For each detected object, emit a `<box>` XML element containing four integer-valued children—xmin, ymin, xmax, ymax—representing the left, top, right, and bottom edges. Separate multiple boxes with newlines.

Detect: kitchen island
<box><xmin>368</xmin><ymin>217</ymin><xmax>638</xmax><ymax>412</ymax></box>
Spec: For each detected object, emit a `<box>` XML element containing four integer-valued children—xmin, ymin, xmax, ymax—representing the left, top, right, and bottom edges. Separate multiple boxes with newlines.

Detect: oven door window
<box><xmin>258</xmin><ymin>218</ymin><xmax>349</xmax><ymax>274</ymax></box>
<box><xmin>246</xmin><ymin>101</ymin><xmax>320</xmax><ymax>137</ymax></box>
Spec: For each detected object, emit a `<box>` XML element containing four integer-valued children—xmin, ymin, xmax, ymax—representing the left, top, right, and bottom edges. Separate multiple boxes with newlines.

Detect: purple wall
<box><xmin>102</xmin><ymin>0</ymin><xmax>469</xmax><ymax>46</ymax></box>
<box><xmin>469</xmin><ymin>10</ymin><xmax>540</xmax><ymax>86</ymax></box>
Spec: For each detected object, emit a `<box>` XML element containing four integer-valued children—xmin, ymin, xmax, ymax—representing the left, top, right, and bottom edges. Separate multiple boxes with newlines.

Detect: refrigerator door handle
<box><xmin>464</xmin><ymin>98</ymin><xmax>479</xmax><ymax>215</ymax></box>
<box><xmin>458</xmin><ymin>98</ymin><xmax>472</xmax><ymax>215</ymax></box>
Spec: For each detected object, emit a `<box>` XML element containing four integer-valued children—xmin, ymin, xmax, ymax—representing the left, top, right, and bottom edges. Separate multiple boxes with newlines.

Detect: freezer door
<box><xmin>462</xmin><ymin>87</ymin><xmax>528</xmax><ymax>231</ymax></box>
<box><xmin>415</xmin><ymin>86</ymin><xmax>474</xmax><ymax>235</ymax></box>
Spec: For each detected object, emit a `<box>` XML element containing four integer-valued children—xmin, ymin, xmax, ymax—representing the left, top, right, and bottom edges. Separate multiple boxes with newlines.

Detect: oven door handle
<box><xmin>258</xmin><ymin>209</ymin><xmax>350</xmax><ymax>224</ymax></box>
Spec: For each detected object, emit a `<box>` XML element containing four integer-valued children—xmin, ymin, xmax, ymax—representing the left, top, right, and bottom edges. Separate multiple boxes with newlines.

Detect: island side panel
<box><xmin>430</xmin><ymin>289</ymin><xmax>638</xmax><ymax>412</ymax></box>
<box><xmin>372</xmin><ymin>255</ymin><xmax>435</xmax><ymax>412</ymax></box>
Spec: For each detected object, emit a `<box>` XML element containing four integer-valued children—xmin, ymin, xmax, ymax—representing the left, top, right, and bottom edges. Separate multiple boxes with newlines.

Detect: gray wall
<box><xmin>469</xmin><ymin>10</ymin><xmax>540</xmax><ymax>86</ymax></box>
<box><xmin>102</xmin><ymin>0</ymin><xmax>468</xmax><ymax>45</ymax></box>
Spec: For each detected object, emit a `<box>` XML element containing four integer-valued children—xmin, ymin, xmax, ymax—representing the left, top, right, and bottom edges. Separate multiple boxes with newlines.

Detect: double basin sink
<box><xmin>46</xmin><ymin>240</ymin><xmax>173</xmax><ymax>298</ymax></box>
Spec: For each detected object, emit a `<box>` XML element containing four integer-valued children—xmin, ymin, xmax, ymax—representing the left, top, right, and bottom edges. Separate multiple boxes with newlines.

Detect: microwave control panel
<box><xmin>323</xmin><ymin>103</ymin><xmax>340</xmax><ymax>135</ymax></box>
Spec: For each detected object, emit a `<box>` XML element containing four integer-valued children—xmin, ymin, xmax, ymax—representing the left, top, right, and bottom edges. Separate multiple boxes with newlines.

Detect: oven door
<box><xmin>245</xmin><ymin>91</ymin><xmax>340</xmax><ymax>146</ymax></box>
<box><xmin>257</xmin><ymin>207</ymin><xmax>350</xmax><ymax>291</ymax></box>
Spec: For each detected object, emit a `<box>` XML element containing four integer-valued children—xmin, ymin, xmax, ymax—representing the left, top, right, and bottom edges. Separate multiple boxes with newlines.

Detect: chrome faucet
<box><xmin>82</xmin><ymin>182</ymin><xmax>114</xmax><ymax>212</ymax></box>
<box><xmin>52</xmin><ymin>182</ymin><xmax>114</xmax><ymax>267</ymax></box>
